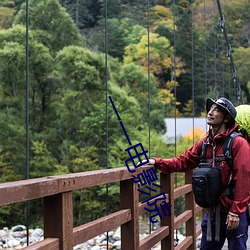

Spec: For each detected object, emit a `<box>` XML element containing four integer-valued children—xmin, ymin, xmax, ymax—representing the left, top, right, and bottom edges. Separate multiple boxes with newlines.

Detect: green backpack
<box><xmin>235</xmin><ymin>105</ymin><xmax>250</xmax><ymax>142</ymax></box>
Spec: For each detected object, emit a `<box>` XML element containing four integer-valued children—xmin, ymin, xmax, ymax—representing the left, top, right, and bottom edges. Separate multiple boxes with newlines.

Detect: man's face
<box><xmin>207</xmin><ymin>104</ymin><xmax>226</xmax><ymax>127</ymax></box>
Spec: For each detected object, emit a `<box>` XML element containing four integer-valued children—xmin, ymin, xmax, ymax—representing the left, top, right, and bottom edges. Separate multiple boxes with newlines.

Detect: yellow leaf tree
<box><xmin>124</xmin><ymin>31</ymin><xmax>185</xmax><ymax>116</ymax></box>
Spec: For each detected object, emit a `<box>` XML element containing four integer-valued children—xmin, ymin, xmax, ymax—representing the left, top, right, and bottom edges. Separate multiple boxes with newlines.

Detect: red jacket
<box><xmin>154</xmin><ymin>124</ymin><xmax>250</xmax><ymax>216</ymax></box>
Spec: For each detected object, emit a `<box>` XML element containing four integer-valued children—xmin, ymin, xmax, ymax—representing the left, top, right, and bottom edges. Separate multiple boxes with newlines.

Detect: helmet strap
<box><xmin>211</xmin><ymin>116</ymin><xmax>226</xmax><ymax>139</ymax></box>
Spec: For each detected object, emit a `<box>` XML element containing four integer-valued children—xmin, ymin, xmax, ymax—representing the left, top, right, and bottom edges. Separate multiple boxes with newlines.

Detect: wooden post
<box><xmin>185</xmin><ymin>171</ymin><xmax>196</xmax><ymax>250</ymax></box>
<box><xmin>161</xmin><ymin>173</ymin><xmax>174</xmax><ymax>250</ymax></box>
<box><xmin>44</xmin><ymin>192</ymin><xmax>73</xmax><ymax>250</ymax></box>
<box><xmin>120</xmin><ymin>179</ymin><xmax>139</xmax><ymax>250</ymax></box>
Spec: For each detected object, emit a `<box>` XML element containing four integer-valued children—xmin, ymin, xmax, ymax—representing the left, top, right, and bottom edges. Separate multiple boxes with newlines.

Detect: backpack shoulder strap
<box><xmin>200</xmin><ymin>141</ymin><xmax>208</xmax><ymax>162</ymax></box>
<box><xmin>223</xmin><ymin>132</ymin><xmax>242</xmax><ymax>169</ymax></box>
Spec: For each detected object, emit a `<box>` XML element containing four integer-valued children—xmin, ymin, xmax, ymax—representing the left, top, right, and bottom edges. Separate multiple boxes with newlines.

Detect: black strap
<box><xmin>200</xmin><ymin>142</ymin><xmax>208</xmax><ymax>162</ymax></box>
<box><xmin>204</xmin><ymin>157</ymin><xmax>225</xmax><ymax>162</ymax></box>
<box><xmin>201</xmin><ymin>132</ymin><xmax>242</xmax><ymax>167</ymax></box>
<box><xmin>207</xmin><ymin>209</ymin><xmax>212</xmax><ymax>241</ymax></box>
<box><xmin>223</xmin><ymin>132</ymin><xmax>242</xmax><ymax>200</ymax></box>
<box><xmin>215</xmin><ymin>204</ymin><xmax>220</xmax><ymax>242</ymax></box>
<box><xmin>223</xmin><ymin>131</ymin><xmax>242</xmax><ymax>169</ymax></box>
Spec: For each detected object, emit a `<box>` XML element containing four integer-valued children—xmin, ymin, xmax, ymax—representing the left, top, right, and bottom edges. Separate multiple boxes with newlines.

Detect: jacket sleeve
<box><xmin>229</xmin><ymin>136</ymin><xmax>250</xmax><ymax>215</ymax></box>
<box><xmin>154</xmin><ymin>140</ymin><xmax>203</xmax><ymax>174</ymax></box>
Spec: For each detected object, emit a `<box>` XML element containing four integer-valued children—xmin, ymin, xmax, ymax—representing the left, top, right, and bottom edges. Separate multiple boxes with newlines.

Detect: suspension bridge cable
<box><xmin>147</xmin><ymin>0</ymin><xmax>151</xmax><ymax>175</ymax></box>
<box><xmin>228</xmin><ymin>64</ymin><xmax>231</xmax><ymax>100</ymax></box>
<box><xmin>172</xmin><ymin>0</ymin><xmax>179</xmax><ymax>245</ymax></box>
<box><xmin>76</xmin><ymin>0</ymin><xmax>79</xmax><ymax>27</ymax></box>
<box><xmin>216</xmin><ymin>0</ymin><xmax>242</xmax><ymax>103</ymax></box>
<box><xmin>191</xmin><ymin>0</ymin><xmax>195</xmax><ymax>145</ymax></box>
<box><xmin>25</xmin><ymin>0</ymin><xmax>29</xmax><ymax>181</ymax></box>
<box><xmin>218</xmin><ymin>32</ymin><xmax>225</xmax><ymax>96</ymax></box>
<box><xmin>222</xmin><ymin>61</ymin><xmax>225</xmax><ymax>96</ymax></box>
<box><xmin>203</xmin><ymin>0</ymin><xmax>207</xmax><ymax>97</ymax></box>
<box><xmin>173</xmin><ymin>1</ymin><xmax>177</xmax><ymax>157</ymax></box>
<box><xmin>147</xmin><ymin>0</ymin><xmax>152</xmax><ymax>235</ymax></box>
<box><xmin>213</xmin><ymin>0</ymin><xmax>217</xmax><ymax>95</ymax></box>
<box><xmin>25</xmin><ymin>0</ymin><xmax>30</xmax><ymax>246</ymax></box>
<box><xmin>172</xmin><ymin>0</ymin><xmax>177</xmax><ymax>186</ymax></box>
<box><xmin>105</xmin><ymin>0</ymin><xmax>109</xmax><ymax>247</ymax></box>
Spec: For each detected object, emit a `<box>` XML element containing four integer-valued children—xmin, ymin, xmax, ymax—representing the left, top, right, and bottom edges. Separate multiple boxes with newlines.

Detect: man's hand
<box><xmin>137</xmin><ymin>159</ymin><xmax>158</xmax><ymax>173</ymax></box>
<box><xmin>226</xmin><ymin>213</ymin><xmax>240</xmax><ymax>230</ymax></box>
<box><xmin>138</xmin><ymin>159</ymin><xmax>155</xmax><ymax>166</ymax></box>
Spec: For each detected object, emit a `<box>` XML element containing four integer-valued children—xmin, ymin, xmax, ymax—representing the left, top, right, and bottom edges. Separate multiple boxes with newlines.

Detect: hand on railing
<box><xmin>139</xmin><ymin>159</ymin><xmax>155</xmax><ymax>164</ymax></box>
<box><xmin>137</xmin><ymin>159</ymin><xmax>158</xmax><ymax>173</ymax></box>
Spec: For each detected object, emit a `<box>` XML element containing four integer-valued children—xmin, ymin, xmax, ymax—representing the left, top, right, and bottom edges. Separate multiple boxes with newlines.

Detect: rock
<box><xmin>95</xmin><ymin>234</ymin><xmax>106</xmax><ymax>244</ymax></box>
<box><xmin>113</xmin><ymin>227</ymin><xmax>120</xmax><ymax>240</ymax></box>
<box><xmin>87</xmin><ymin>238</ymin><xmax>94</xmax><ymax>245</ymax></box>
<box><xmin>30</xmin><ymin>228</ymin><xmax>43</xmax><ymax>238</ymax></box>
<box><xmin>92</xmin><ymin>245</ymin><xmax>101</xmax><ymax>250</ymax></box>
<box><xmin>100</xmin><ymin>240</ymin><xmax>108</xmax><ymax>246</ymax></box>
<box><xmin>0</xmin><ymin>225</ymin><xmax>189</xmax><ymax>250</ymax></box>
<box><xmin>7</xmin><ymin>239</ymin><xmax>20</xmax><ymax>247</ymax></box>
<box><xmin>73</xmin><ymin>243</ymin><xmax>87</xmax><ymax>249</ymax></box>
<box><xmin>0</xmin><ymin>230</ymin><xmax>7</xmax><ymax>238</ymax></box>
<box><xmin>12</xmin><ymin>231</ymin><xmax>25</xmax><ymax>238</ymax></box>
<box><xmin>113</xmin><ymin>240</ymin><xmax>121</xmax><ymax>249</ymax></box>
<box><xmin>11</xmin><ymin>226</ymin><xmax>26</xmax><ymax>232</ymax></box>
<box><xmin>152</xmin><ymin>246</ymin><xmax>161</xmax><ymax>250</ymax></box>
<box><xmin>108</xmin><ymin>236</ymin><xmax>116</xmax><ymax>243</ymax></box>
<box><xmin>20</xmin><ymin>237</ymin><xmax>27</xmax><ymax>245</ymax></box>
<box><xmin>107</xmin><ymin>231</ymin><xmax>114</xmax><ymax>237</ymax></box>
<box><xmin>15</xmin><ymin>245</ymin><xmax>23</xmax><ymax>249</ymax></box>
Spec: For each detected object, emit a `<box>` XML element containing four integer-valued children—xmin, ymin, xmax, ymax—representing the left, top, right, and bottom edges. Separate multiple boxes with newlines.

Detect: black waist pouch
<box><xmin>192</xmin><ymin>163</ymin><xmax>221</xmax><ymax>208</ymax></box>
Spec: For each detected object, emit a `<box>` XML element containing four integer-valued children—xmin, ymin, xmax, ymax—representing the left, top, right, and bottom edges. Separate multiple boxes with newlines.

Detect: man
<box><xmin>146</xmin><ymin>97</ymin><xmax>250</xmax><ymax>250</ymax></box>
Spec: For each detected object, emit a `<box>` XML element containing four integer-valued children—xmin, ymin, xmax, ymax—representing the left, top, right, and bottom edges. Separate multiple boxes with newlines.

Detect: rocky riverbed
<box><xmin>0</xmin><ymin>225</ymin><xmax>189</xmax><ymax>249</ymax></box>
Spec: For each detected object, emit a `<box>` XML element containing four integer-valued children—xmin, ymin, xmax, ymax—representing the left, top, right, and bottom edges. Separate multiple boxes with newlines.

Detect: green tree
<box><xmin>116</xmin><ymin>63</ymin><xmax>165</xmax><ymax>132</ymax></box>
<box><xmin>0</xmin><ymin>38</ymin><xmax>27</xmax><ymax>180</ymax></box>
<box><xmin>14</xmin><ymin>0</ymin><xmax>84</xmax><ymax>52</ymax></box>
<box><xmin>234</xmin><ymin>46</ymin><xmax>250</xmax><ymax>102</ymax></box>
<box><xmin>149</xmin><ymin>5</ymin><xmax>174</xmax><ymax>33</ymax></box>
<box><xmin>61</xmin><ymin>0</ymin><xmax>101</xmax><ymax>28</ymax></box>
<box><xmin>30</xmin><ymin>141</ymin><xmax>57</xmax><ymax>177</ymax></box>
<box><xmin>0</xmin><ymin>112</ymin><xmax>26</xmax><ymax>180</ymax></box>
<box><xmin>0</xmin><ymin>6</ymin><xmax>15</xmax><ymax>29</ymax></box>
<box><xmin>86</xmin><ymin>17</ymin><xmax>139</xmax><ymax>60</ymax></box>
<box><xmin>51</xmin><ymin>46</ymin><xmax>145</xmax><ymax>168</ymax></box>
<box><xmin>0</xmin><ymin>24</ymin><xmax>56</xmax><ymax>132</ymax></box>
<box><xmin>124</xmin><ymin>31</ymin><xmax>185</xmax><ymax>88</ymax></box>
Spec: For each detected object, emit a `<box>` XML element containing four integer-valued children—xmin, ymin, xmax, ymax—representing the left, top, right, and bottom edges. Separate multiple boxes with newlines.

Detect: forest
<box><xmin>0</xmin><ymin>0</ymin><xmax>249</xmax><ymax>227</ymax></box>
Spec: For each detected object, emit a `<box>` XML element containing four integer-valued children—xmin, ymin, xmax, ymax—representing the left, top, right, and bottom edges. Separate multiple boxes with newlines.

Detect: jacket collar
<box><xmin>206</xmin><ymin>124</ymin><xmax>239</xmax><ymax>143</ymax></box>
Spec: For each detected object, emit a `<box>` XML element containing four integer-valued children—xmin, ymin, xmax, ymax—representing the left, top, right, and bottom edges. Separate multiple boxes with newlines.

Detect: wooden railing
<box><xmin>0</xmin><ymin>165</ymin><xmax>204</xmax><ymax>250</ymax></box>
